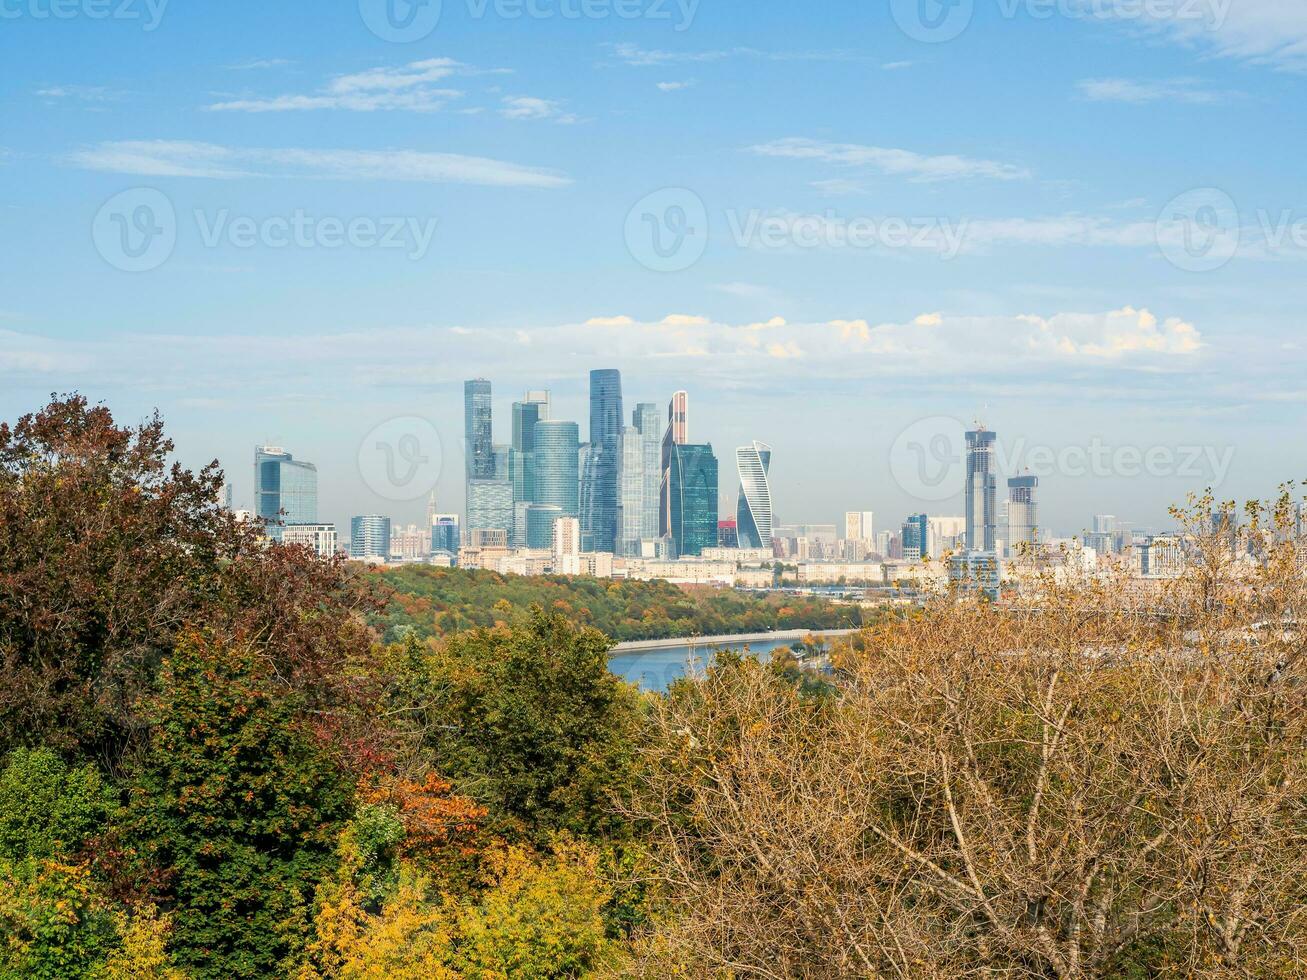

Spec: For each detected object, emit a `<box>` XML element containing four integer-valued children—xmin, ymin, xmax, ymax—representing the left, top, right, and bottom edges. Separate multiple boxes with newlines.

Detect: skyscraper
<box><xmin>464</xmin><ymin>379</ymin><xmax>493</xmax><ymax>479</ymax></box>
<box><xmin>510</xmin><ymin>389</ymin><xmax>550</xmax><ymax>508</ymax></box>
<box><xmin>581</xmin><ymin>369</ymin><xmax>623</xmax><ymax>554</ymax></box>
<box><xmin>659</xmin><ymin>390</ymin><xmax>689</xmax><ymax>537</ymax></box>
<box><xmin>254</xmin><ymin>446</ymin><xmax>318</xmax><ymax>540</ymax></box>
<box><xmin>350</xmin><ymin>515</ymin><xmax>391</xmax><ymax>560</ymax></box>
<box><xmin>619</xmin><ymin>402</ymin><xmax>663</xmax><ymax>556</ymax></box>
<box><xmin>964</xmin><ymin>427</ymin><xmax>998</xmax><ymax>552</ymax></box>
<box><xmin>668</xmin><ymin>442</ymin><xmax>718</xmax><ymax>557</ymax></box>
<box><xmin>735</xmin><ymin>441</ymin><xmax>774</xmax><ymax>550</ymax></box>
<box><xmin>533</xmin><ymin>420</ymin><xmax>580</xmax><ymax>518</ymax></box>
<box><xmin>901</xmin><ymin>513</ymin><xmax>929</xmax><ymax>561</ymax></box>
<box><xmin>845</xmin><ymin>511</ymin><xmax>875</xmax><ymax>542</ymax></box>
<box><xmin>1007</xmin><ymin>476</ymin><xmax>1039</xmax><ymax>555</ymax></box>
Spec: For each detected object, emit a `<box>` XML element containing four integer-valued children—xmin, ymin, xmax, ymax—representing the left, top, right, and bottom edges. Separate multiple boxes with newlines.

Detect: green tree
<box><xmin>0</xmin><ymin>748</ymin><xmax>115</xmax><ymax>865</ymax></box>
<box><xmin>422</xmin><ymin>608</ymin><xmax>642</xmax><ymax>840</ymax></box>
<box><xmin>125</xmin><ymin>632</ymin><xmax>351</xmax><ymax>979</ymax></box>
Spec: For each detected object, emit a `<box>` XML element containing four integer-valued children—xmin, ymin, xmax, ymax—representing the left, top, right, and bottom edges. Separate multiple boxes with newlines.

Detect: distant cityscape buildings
<box><xmin>226</xmin><ymin>389</ymin><xmax>1229</xmax><ymax>602</ymax></box>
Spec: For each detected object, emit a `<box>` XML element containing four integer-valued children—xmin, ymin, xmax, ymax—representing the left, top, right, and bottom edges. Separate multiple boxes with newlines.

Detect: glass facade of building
<box><xmin>254</xmin><ymin>446</ymin><xmax>318</xmax><ymax>540</ymax></box>
<box><xmin>525</xmin><ymin>504</ymin><xmax>563</xmax><ymax>550</ymax></box>
<box><xmin>532</xmin><ymin>420</ymin><xmax>580</xmax><ymax>518</ymax></box>
<box><xmin>581</xmin><ymin>369</ymin><xmax>623</xmax><ymax>553</ymax></box>
<box><xmin>431</xmin><ymin>515</ymin><xmax>460</xmax><ymax>555</ymax></box>
<box><xmin>669</xmin><ymin>443</ymin><xmax>718</xmax><ymax>558</ymax></box>
<box><xmin>1007</xmin><ymin>475</ymin><xmax>1039</xmax><ymax>555</ymax></box>
<box><xmin>350</xmin><ymin>515</ymin><xmax>391</xmax><ymax>560</ymax></box>
<box><xmin>464</xmin><ymin>379</ymin><xmax>494</xmax><ymax>479</ymax></box>
<box><xmin>901</xmin><ymin>513</ymin><xmax>929</xmax><ymax>560</ymax></box>
<box><xmin>735</xmin><ymin>441</ymin><xmax>773</xmax><ymax>550</ymax></box>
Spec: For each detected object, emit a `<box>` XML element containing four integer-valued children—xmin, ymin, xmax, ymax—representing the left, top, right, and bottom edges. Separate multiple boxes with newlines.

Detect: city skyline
<box><xmin>3</xmin><ymin>3</ymin><xmax>1302</xmax><ymax>538</ymax></box>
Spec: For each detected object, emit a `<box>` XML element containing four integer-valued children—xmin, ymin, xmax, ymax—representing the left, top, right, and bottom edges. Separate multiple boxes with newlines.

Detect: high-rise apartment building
<box><xmin>533</xmin><ymin>420</ymin><xmax>580</xmax><ymax>518</ymax></box>
<box><xmin>1007</xmin><ymin>476</ymin><xmax>1039</xmax><ymax>555</ymax></box>
<box><xmin>735</xmin><ymin>441</ymin><xmax>774</xmax><ymax>550</ymax></box>
<box><xmin>553</xmin><ymin>515</ymin><xmax>582</xmax><ymax>575</ymax></box>
<box><xmin>581</xmin><ymin>369</ymin><xmax>623</xmax><ymax>554</ymax></box>
<box><xmin>668</xmin><ymin>442</ymin><xmax>718</xmax><ymax>557</ymax></box>
<box><xmin>845</xmin><ymin>511</ymin><xmax>875</xmax><ymax>542</ymax></box>
<box><xmin>964</xmin><ymin>427</ymin><xmax>998</xmax><ymax>552</ymax></box>
<box><xmin>350</xmin><ymin>515</ymin><xmax>391</xmax><ymax>560</ymax></box>
<box><xmin>254</xmin><ymin>446</ymin><xmax>318</xmax><ymax>540</ymax></box>
<box><xmin>659</xmin><ymin>391</ymin><xmax>689</xmax><ymax>537</ymax></box>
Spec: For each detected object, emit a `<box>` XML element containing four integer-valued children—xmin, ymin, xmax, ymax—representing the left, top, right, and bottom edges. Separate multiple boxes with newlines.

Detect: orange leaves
<box><xmin>359</xmin><ymin>771</ymin><xmax>486</xmax><ymax>860</ymax></box>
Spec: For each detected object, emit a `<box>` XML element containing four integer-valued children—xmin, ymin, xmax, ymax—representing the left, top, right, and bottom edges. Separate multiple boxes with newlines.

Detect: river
<box><xmin>607</xmin><ymin>628</ymin><xmax>858</xmax><ymax>692</ymax></box>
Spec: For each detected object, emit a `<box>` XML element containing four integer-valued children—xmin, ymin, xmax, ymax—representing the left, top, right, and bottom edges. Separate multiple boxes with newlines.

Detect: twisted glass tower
<box><xmin>734</xmin><ymin>441</ymin><xmax>773</xmax><ymax>550</ymax></box>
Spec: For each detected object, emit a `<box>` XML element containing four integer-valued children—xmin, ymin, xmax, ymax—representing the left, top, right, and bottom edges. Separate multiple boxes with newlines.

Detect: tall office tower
<box><xmin>659</xmin><ymin>390</ymin><xmax>689</xmax><ymax>537</ymax></box>
<box><xmin>845</xmin><ymin>511</ymin><xmax>875</xmax><ymax>542</ymax></box>
<box><xmin>617</xmin><ymin>403</ymin><xmax>664</xmax><ymax>557</ymax></box>
<box><xmin>580</xmin><ymin>369</ymin><xmax>623</xmax><ymax>554</ymax></box>
<box><xmin>668</xmin><ymin>443</ymin><xmax>719</xmax><ymax>558</ymax></box>
<box><xmin>532</xmin><ymin>420</ymin><xmax>580</xmax><ymax>518</ymax></box>
<box><xmin>1008</xmin><ymin>476</ymin><xmax>1040</xmax><ymax>555</ymax></box>
<box><xmin>504</xmin><ymin>399</ymin><xmax>535</xmax><ymax>506</ymax></box>
<box><xmin>735</xmin><ymin>441</ymin><xmax>774</xmax><ymax>550</ymax></box>
<box><xmin>901</xmin><ymin>513</ymin><xmax>929</xmax><ymax>561</ymax></box>
<box><xmin>350</xmin><ymin>515</ymin><xmax>391</xmax><ymax>560</ymax></box>
<box><xmin>1093</xmin><ymin>514</ymin><xmax>1117</xmax><ymax>536</ymax></box>
<box><xmin>431</xmin><ymin>514</ymin><xmax>460</xmax><ymax>555</ymax></box>
<box><xmin>464</xmin><ymin>379</ymin><xmax>494</xmax><ymax>479</ymax></box>
<box><xmin>254</xmin><ymin>446</ymin><xmax>318</xmax><ymax>540</ymax></box>
<box><xmin>964</xmin><ymin>427</ymin><xmax>998</xmax><ymax>552</ymax></box>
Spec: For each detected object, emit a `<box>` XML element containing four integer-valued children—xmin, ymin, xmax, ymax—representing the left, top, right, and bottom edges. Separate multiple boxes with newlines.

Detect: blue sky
<box><xmin>2</xmin><ymin>0</ymin><xmax>1305</xmax><ymax>537</ymax></box>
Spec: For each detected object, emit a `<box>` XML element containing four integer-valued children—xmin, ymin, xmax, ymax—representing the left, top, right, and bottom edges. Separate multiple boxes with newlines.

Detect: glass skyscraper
<box><xmin>734</xmin><ymin>441</ymin><xmax>773</xmax><ymax>550</ymax></box>
<box><xmin>619</xmin><ymin>402</ymin><xmax>663</xmax><ymax>556</ymax></box>
<box><xmin>901</xmin><ymin>513</ymin><xmax>929</xmax><ymax>560</ymax></box>
<box><xmin>510</xmin><ymin>391</ymin><xmax>549</xmax><ymax>507</ymax></box>
<box><xmin>254</xmin><ymin>446</ymin><xmax>318</xmax><ymax>540</ymax></box>
<box><xmin>964</xmin><ymin>427</ymin><xmax>998</xmax><ymax>552</ymax></box>
<box><xmin>464</xmin><ymin>379</ymin><xmax>494</xmax><ymax>480</ymax></box>
<box><xmin>581</xmin><ymin>369</ymin><xmax>623</xmax><ymax>554</ymax></box>
<box><xmin>533</xmin><ymin>419</ymin><xmax>580</xmax><ymax>518</ymax></box>
<box><xmin>668</xmin><ymin>443</ymin><xmax>718</xmax><ymax>558</ymax></box>
<box><xmin>659</xmin><ymin>390</ymin><xmax>689</xmax><ymax>538</ymax></box>
<box><xmin>350</xmin><ymin>515</ymin><xmax>391</xmax><ymax>560</ymax></box>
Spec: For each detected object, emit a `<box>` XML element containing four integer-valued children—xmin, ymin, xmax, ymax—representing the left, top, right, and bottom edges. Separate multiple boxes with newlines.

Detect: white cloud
<box><xmin>225</xmin><ymin>58</ymin><xmax>295</xmax><ymax>71</ymax></box>
<box><xmin>1077</xmin><ymin>77</ymin><xmax>1233</xmax><ymax>104</ymax></box>
<box><xmin>208</xmin><ymin>58</ymin><xmax>467</xmax><ymax>113</ymax></box>
<box><xmin>656</xmin><ymin>80</ymin><xmax>695</xmax><ymax>92</ymax></box>
<box><xmin>67</xmin><ymin>140</ymin><xmax>572</xmax><ymax>188</ymax></box>
<box><xmin>1101</xmin><ymin>0</ymin><xmax>1307</xmax><ymax>71</ymax></box>
<box><xmin>499</xmin><ymin>96</ymin><xmax>579</xmax><ymax>124</ymax></box>
<box><xmin>36</xmin><ymin>85</ymin><xmax>125</xmax><ymax>103</ymax></box>
<box><xmin>610</xmin><ymin>42</ymin><xmax>852</xmax><ymax>66</ymax></box>
<box><xmin>881</xmin><ymin>60</ymin><xmax>914</xmax><ymax>70</ymax></box>
<box><xmin>750</xmin><ymin>137</ymin><xmax>1031</xmax><ymax>182</ymax></box>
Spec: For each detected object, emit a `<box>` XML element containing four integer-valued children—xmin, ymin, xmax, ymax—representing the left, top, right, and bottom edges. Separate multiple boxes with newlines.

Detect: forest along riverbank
<box><xmin>608</xmin><ymin>628</ymin><xmax>860</xmax><ymax>692</ymax></box>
